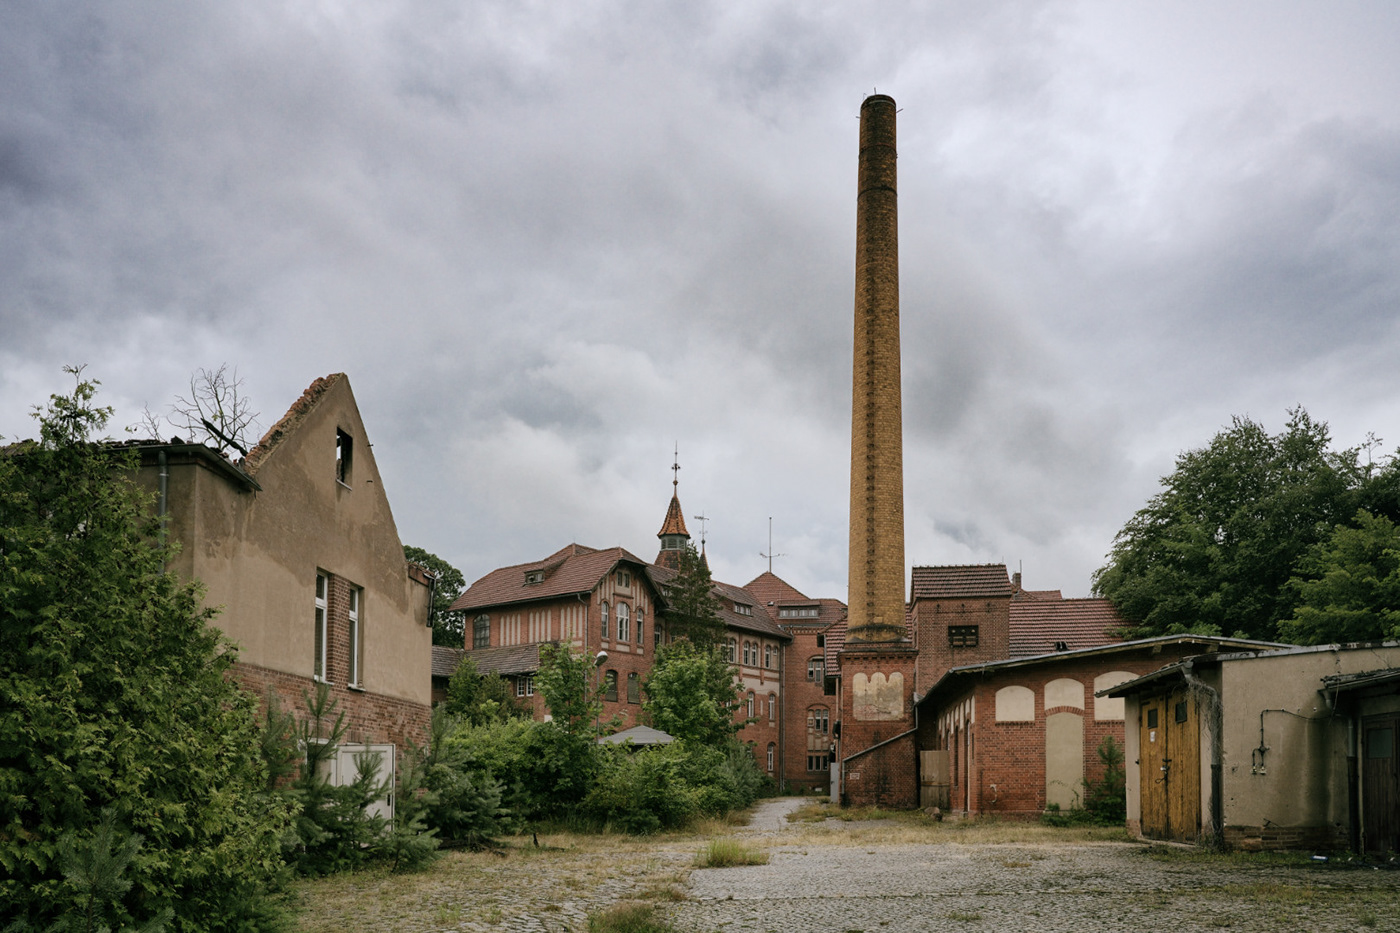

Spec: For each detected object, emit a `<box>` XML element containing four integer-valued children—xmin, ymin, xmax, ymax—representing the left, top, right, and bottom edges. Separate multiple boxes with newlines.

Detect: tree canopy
<box><xmin>642</xmin><ymin>639</ymin><xmax>745</xmax><ymax>747</ymax></box>
<box><xmin>1094</xmin><ymin>408</ymin><xmax>1400</xmax><ymax>643</ymax></box>
<box><xmin>404</xmin><ymin>545</ymin><xmax>467</xmax><ymax>647</ymax></box>
<box><xmin>1280</xmin><ymin>509</ymin><xmax>1400</xmax><ymax>644</ymax></box>
<box><xmin>0</xmin><ymin>369</ymin><xmax>292</xmax><ymax>930</ymax></box>
<box><xmin>660</xmin><ymin>544</ymin><xmax>725</xmax><ymax>648</ymax></box>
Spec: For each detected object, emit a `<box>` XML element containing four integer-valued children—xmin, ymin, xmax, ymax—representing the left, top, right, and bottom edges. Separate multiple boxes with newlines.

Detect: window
<box><xmin>746</xmin><ymin>692</ymin><xmax>755</xmax><ymax>719</ymax></box>
<box><xmin>778</xmin><ymin>606</ymin><xmax>820</xmax><ymax>618</ymax></box>
<box><xmin>473</xmin><ymin>614</ymin><xmax>490</xmax><ymax>649</ymax></box>
<box><xmin>616</xmin><ymin>603</ymin><xmax>630</xmax><ymax>643</ymax></box>
<box><xmin>627</xmin><ymin>671</ymin><xmax>640</xmax><ymax>703</ymax></box>
<box><xmin>948</xmin><ymin>625</ymin><xmax>979</xmax><ymax>647</ymax></box>
<box><xmin>524</xmin><ymin>570</ymin><xmax>544</xmax><ymax>585</ymax></box>
<box><xmin>635</xmin><ymin>608</ymin><xmax>644</xmax><ymax>645</ymax></box>
<box><xmin>516</xmin><ymin>675</ymin><xmax>535</xmax><ymax>697</ymax></box>
<box><xmin>726</xmin><ymin>638</ymin><xmax>737</xmax><ymax>663</ymax></box>
<box><xmin>816</xmin><ymin>634</ymin><xmax>825</xmax><ymax>648</ymax></box>
<box><xmin>734</xmin><ymin>603</ymin><xmax>753</xmax><ymax>616</ymax></box>
<box><xmin>809</xmin><ymin>707</ymin><xmax>829</xmax><ymax>735</ymax></box>
<box><xmin>764</xmin><ymin>644</ymin><xmax>772</xmax><ymax>668</ymax></box>
<box><xmin>808</xmin><ymin>657</ymin><xmax>824</xmax><ymax>682</ymax></box>
<box><xmin>767</xmin><ymin>743</ymin><xmax>775</xmax><ymax>772</ymax></box>
<box><xmin>347</xmin><ymin>586</ymin><xmax>362</xmax><ymax>687</ymax></box>
<box><xmin>314</xmin><ymin>572</ymin><xmax>328</xmax><ymax>681</ymax></box>
<box><xmin>335</xmin><ymin>430</ymin><xmax>352</xmax><ymax>485</ymax></box>
<box><xmin>768</xmin><ymin>693</ymin><xmax>776</xmax><ymax>721</ymax></box>
<box><xmin>604</xmin><ymin>670</ymin><xmax>618</xmax><ymax>702</ymax></box>
<box><xmin>807</xmin><ymin>753</ymin><xmax>829</xmax><ymax>772</ymax></box>
<box><xmin>1174</xmin><ymin>700</ymin><xmax>1189</xmax><ymax>724</ymax></box>
<box><xmin>600</xmin><ymin>601</ymin><xmax>610</xmax><ymax>640</ymax></box>
<box><xmin>741</xmin><ymin>641</ymin><xmax>750</xmax><ymax>665</ymax></box>
<box><xmin>616</xmin><ymin>569</ymin><xmax>631</xmax><ymax>588</ymax></box>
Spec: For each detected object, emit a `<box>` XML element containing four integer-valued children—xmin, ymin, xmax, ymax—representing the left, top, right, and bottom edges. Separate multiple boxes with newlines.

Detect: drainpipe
<box><xmin>1181</xmin><ymin>660</ymin><xmax>1223</xmax><ymax>845</ymax></box>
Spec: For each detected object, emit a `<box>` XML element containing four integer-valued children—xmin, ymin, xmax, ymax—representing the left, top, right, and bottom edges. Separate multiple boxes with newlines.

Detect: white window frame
<box><xmin>616</xmin><ymin>602</ymin><xmax>630</xmax><ymax>643</ymax></box>
<box><xmin>600</xmin><ymin>601</ymin><xmax>610</xmax><ymax>640</ymax></box>
<box><xmin>635</xmin><ymin>608</ymin><xmax>644</xmax><ymax>646</ymax></box>
<box><xmin>347</xmin><ymin>586</ymin><xmax>362</xmax><ymax>687</ymax></box>
<box><xmin>808</xmin><ymin>657</ymin><xmax>824</xmax><ymax>682</ymax></box>
<box><xmin>314</xmin><ymin>572</ymin><xmax>328</xmax><ymax>682</ymax></box>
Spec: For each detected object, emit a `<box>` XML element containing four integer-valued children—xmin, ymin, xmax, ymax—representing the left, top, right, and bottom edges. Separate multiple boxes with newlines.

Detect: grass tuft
<box><xmin>587</xmin><ymin>902</ymin><xmax>676</xmax><ymax>933</ymax></box>
<box><xmin>694</xmin><ymin>838</ymin><xmax>769</xmax><ymax>868</ymax></box>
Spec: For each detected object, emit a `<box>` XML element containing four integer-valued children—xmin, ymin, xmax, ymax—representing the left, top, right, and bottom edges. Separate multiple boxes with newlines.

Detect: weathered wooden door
<box><xmin>1139</xmin><ymin>690</ymin><xmax>1200</xmax><ymax>841</ymax></box>
<box><xmin>1363</xmin><ymin>715</ymin><xmax>1399</xmax><ymax>853</ymax></box>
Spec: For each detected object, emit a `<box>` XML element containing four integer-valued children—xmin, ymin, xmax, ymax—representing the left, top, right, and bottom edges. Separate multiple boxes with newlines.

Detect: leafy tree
<box><xmin>0</xmin><ymin>369</ymin><xmax>293</xmax><ymax>930</ymax></box>
<box><xmin>414</xmin><ymin>708</ymin><xmax>507</xmax><ymax>849</ymax></box>
<box><xmin>442</xmin><ymin>656</ymin><xmax>524</xmax><ymax>725</ymax></box>
<box><xmin>1093</xmin><ymin>409</ymin><xmax>1368</xmax><ymax>641</ymax></box>
<box><xmin>660</xmin><ymin>544</ymin><xmax>725</xmax><ymax>647</ymax></box>
<box><xmin>642</xmin><ymin>640</ymin><xmax>745</xmax><ymax>747</ymax></box>
<box><xmin>1280</xmin><ymin>509</ymin><xmax>1400</xmax><ymax>644</ymax></box>
<box><xmin>404</xmin><ymin>545</ymin><xmax>467</xmax><ymax>647</ymax></box>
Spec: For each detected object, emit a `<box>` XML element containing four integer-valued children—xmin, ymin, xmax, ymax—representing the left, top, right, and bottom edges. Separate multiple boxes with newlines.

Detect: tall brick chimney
<box><xmin>846</xmin><ymin>93</ymin><xmax>906</xmax><ymax>644</ymax></box>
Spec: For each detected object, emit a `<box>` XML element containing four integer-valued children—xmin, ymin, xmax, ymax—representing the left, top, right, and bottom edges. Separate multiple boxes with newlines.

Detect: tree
<box><xmin>660</xmin><ymin>544</ymin><xmax>725</xmax><ymax>648</ymax></box>
<box><xmin>642</xmin><ymin>640</ymin><xmax>745</xmax><ymax>747</ymax></box>
<box><xmin>168</xmin><ymin>364</ymin><xmax>259</xmax><ymax>455</ymax></box>
<box><xmin>0</xmin><ymin>369</ymin><xmax>293</xmax><ymax>930</ymax></box>
<box><xmin>1280</xmin><ymin>509</ymin><xmax>1400</xmax><ymax>645</ymax></box>
<box><xmin>404</xmin><ymin>545</ymin><xmax>467</xmax><ymax>647</ymax></box>
<box><xmin>1093</xmin><ymin>409</ymin><xmax>1368</xmax><ymax>641</ymax></box>
<box><xmin>441</xmin><ymin>656</ymin><xmax>523</xmax><ymax>725</ymax></box>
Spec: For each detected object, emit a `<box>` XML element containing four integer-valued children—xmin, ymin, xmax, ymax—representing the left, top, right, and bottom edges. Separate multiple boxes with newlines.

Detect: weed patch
<box><xmin>695</xmin><ymin>838</ymin><xmax>769</xmax><ymax>868</ymax></box>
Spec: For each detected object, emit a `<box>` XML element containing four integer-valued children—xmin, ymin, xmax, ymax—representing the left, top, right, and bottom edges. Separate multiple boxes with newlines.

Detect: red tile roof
<box><xmin>743</xmin><ymin>571</ymin><xmax>808</xmax><ymax>604</ymax></box>
<box><xmin>910</xmin><ymin>564</ymin><xmax>1014</xmax><ymax>601</ymax></box>
<box><xmin>657</xmin><ymin>494</ymin><xmax>689</xmax><ymax>538</ymax></box>
<box><xmin>450</xmin><ymin>544</ymin><xmax>651</xmax><ymax>613</ymax></box>
<box><xmin>460</xmin><ymin>643</ymin><xmax>547</xmax><ymax>676</ymax></box>
<box><xmin>647</xmin><ymin>565</ymin><xmax>789</xmax><ymax>639</ymax></box>
<box><xmin>1008</xmin><ymin>596</ymin><xmax>1125</xmax><ymax>657</ymax></box>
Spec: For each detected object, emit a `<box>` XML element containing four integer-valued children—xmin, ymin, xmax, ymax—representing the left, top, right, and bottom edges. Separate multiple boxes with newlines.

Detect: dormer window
<box><xmin>335</xmin><ymin>430</ymin><xmax>353</xmax><ymax>485</ymax></box>
<box><xmin>524</xmin><ymin>570</ymin><xmax>544</xmax><ymax>585</ymax></box>
<box><xmin>616</xmin><ymin>569</ymin><xmax>631</xmax><ymax>588</ymax></box>
<box><xmin>733</xmin><ymin>603</ymin><xmax>753</xmax><ymax>616</ymax></box>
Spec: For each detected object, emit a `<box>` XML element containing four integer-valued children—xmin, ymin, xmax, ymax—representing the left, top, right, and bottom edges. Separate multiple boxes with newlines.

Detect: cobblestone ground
<box><xmin>664</xmin><ymin>799</ymin><xmax>1400</xmax><ymax>933</ymax></box>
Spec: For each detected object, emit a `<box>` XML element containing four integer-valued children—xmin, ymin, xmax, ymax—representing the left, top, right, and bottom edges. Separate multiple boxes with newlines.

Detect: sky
<box><xmin>4</xmin><ymin>1</ymin><xmax>1399</xmax><ymax>602</ymax></box>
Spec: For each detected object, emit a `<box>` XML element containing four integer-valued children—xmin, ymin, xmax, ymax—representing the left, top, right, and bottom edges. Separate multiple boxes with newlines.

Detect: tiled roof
<box><xmin>450</xmin><ymin>544</ymin><xmax>650</xmax><ymax>613</ymax></box>
<box><xmin>461</xmin><ymin>643</ymin><xmax>547</xmax><ymax>676</ymax></box>
<box><xmin>244</xmin><ymin>373</ymin><xmax>343</xmax><ymax>475</ymax></box>
<box><xmin>597</xmin><ymin>724</ymin><xmax>675</xmax><ymax>746</ymax></box>
<box><xmin>1008</xmin><ymin>596</ymin><xmax>1124</xmax><ymax>657</ymax></box>
<box><xmin>657</xmin><ymin>494</ymin><xmax>689</xmax><ymax>538</ymax></box>
<box><xmin>743</xmin><ymin>571</ymin><xmax>808</xmax><ymax>605</ymax></box>
<box><xmin>431</xmin><ymin>645</ymin><xmax>466</xmax><ymax>679</ymax></box>
<box><xmin>648</xmin><ymin>565</ymin><xmax>789</xmax><ymax>640</ymax></box>
<box><xmin>1019</xmin><ymin>589</ymin><xmax>1063</xmax><ymax>600</ymax></box>
<box><xmin>910</xmin><ymin>564</ymin><xmax>1014</xmax><ymax>601</ymax></box>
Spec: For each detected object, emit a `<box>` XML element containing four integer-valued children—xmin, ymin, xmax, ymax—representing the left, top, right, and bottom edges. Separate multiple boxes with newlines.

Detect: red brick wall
<box><xmin>839</xmin><ymin>647</ymin><xmax>918</xmax><ymax>808</ymax></box>
<box><xmin>234</xmin><ymin>660</ymin><xmax>430</xmax><ymax>753</ymax></box>
<box><xmin>930</xmin><ymin>645</ymin><xmax>1214</xmax><ymax>818</ymax></box>
<box><xmin>782</xmin><ymin>629</ymin><xmax>834</xmax><ymax>792</ymax></box>
<box><xmin>912</xmin><ymin>596</ymin><xmax>1011</xmax><ymax>695</ymax></box>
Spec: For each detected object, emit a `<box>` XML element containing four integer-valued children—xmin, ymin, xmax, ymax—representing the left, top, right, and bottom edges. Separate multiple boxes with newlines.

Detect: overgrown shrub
<box><xmin>0</xmin><ymin>371</ymin><xmax>294</xmax><ymax>931</ymax></box>
<box><xmin>1041</xmin><ymin>736</ymin><xmax>1126</xmax><ymax>827</ymax></box>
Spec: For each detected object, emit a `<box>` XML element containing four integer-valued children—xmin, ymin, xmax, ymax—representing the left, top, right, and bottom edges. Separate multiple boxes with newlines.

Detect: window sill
<box><xmin>347</xmin><ymin>683</ymin><xmax>365</xmax><ymax>693</ymax></box>
<box><xmin>313</xmin><ymin>676</ymin><xmax>333</xmax><ymax>686</ymax></box>
<box><xmin>336</xmin><ymin>480</ymin><xmax>352</xmax><ymax>491</ymax></box>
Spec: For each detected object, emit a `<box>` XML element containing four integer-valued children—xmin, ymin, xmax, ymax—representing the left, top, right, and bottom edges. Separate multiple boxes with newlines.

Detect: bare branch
<box><xmin>170</xmin><ymin>364</ymin><xmax>260</xmax><ymax>454</ymax></box>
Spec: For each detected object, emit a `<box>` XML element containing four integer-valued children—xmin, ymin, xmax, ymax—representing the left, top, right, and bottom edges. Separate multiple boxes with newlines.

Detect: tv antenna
<box><xmin>759</xmin><ymin>517</ymin><xmax>785</xmax><ymax>573</ymax></box>
<box><xmin>693</xmin><ymin>512</ymin><xmax>709</xmax><ymax>553</ymax></box>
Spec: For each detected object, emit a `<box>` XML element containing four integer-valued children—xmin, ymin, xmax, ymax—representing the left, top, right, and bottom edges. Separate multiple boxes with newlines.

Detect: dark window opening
<box><xmin>335</xmin><ymin>430</ymin><xmax>352</xmax><ymax>485</ymax></box>
<box><xmin>948</xmin><ymin>625</ymin><xmax>979</xmax><ymax>647</ymax></box>
<box><xmin>1174</xmin><ymin>701</ymin><xmax>1189</xmax><ymax>724</ymax></box>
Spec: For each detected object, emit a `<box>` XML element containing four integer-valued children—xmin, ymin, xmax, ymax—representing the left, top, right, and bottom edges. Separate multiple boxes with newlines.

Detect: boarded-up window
<box><xmin>1093</xmin><ymin>671</ymin><xmax>1135</xmax><ymax>721</ymax></box>
<box><xmin>1045</xmin><ymin>678</ymin><xmax>1084</xmax><ymax>710</ymax></box>
<box><xmin>995</xmin><ymin>685</ymin><xmax>1034</xmax><ymax>722</ymax></box>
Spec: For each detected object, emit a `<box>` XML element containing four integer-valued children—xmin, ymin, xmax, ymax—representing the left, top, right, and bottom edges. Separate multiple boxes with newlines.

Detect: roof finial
<box><xmin>672</xmin><ymin>442</ymin><xmax>681</xmax><ymax>490</ymax></box>
<box><xmin>694</xmin><ymin>512</ymin><xmax>709</xmax><ymax>553</ymax></box>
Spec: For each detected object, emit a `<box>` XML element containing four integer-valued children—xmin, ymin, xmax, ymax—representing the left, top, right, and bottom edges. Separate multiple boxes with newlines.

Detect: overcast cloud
<box><xmin>4</xmin><ymin>1</ymin><xmax>1399</xmax><ymax>601</ymax></box>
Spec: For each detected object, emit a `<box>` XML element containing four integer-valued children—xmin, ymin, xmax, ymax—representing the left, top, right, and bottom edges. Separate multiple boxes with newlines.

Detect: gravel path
<box><xmin>665</xmin><ymin>800</ymin><xmax>1400</xmax><ymax>933</ymax></box>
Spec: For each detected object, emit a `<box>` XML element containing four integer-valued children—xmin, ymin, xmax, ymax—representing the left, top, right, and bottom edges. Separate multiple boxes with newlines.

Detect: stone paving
<box><xmin>664</xmin><ymin>799</ymin><xmax>1400</xmax><ymax>933</ymax></box>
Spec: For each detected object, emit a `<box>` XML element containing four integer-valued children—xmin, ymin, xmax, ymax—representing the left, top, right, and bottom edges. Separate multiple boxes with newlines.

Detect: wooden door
<box><xmin>1363</xmin><ymin>715</ymin><xmax>1399</xmax><ymax>853</ymax></box>
<box><xmin>1139</xmin><ymin>690</ymin><xmax>1201</xmax><ymax>841</ymax></box>
<box><xmin>1139</xmin><ymin>695</ymin><xmax>1169</xmax><ymax>838</ymax></box>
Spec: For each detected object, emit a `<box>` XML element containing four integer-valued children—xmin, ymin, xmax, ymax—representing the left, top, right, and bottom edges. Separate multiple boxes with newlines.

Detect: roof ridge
<box><xmin>243</xmin><ymin>373</ymin><xmax>345</xmax><ymax>475</ymax></box>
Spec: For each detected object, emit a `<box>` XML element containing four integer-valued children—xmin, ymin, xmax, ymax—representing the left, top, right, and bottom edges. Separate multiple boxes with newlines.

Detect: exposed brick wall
<box><xmin>912</xmin><ymin>596</ymin><xmax>1011</xmax><ymax>694</ymax></box>
<box><xmin>782</xmin><ymin>629</ymin><xmax>835</xmax><ymax>792</ymax></box>
<box><xmin>233</xmin><ymin>660</ymin><xmax>430</xmax><ymax>753</ymax></box>
<box><xmin>928</xmin><ymin>646</ymin><xmax>1212</xmax><ymax>819</ymax></box>
<box><xmin>1223</xmin><ymin>824</ymin><xmax>1346</xmax><ymax>852</ymax></box>
<box><xmin>839</xmin><ymin>645</ymin><xmax>918</xmax><ymax>808</ymax></box>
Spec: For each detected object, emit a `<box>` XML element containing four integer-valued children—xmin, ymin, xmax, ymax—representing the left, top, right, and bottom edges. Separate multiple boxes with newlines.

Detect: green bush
<box><xmin>0</xmin><ymin>372</ymin><xmax>294</xmax><ymax>931</ymax></box>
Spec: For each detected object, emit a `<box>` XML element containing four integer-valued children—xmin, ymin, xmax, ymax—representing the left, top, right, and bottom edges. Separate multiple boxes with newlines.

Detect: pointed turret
<box><xmin>655</xmin><ymin>447</ymin><xmax>691</xmax><ymax>570</ymax></box>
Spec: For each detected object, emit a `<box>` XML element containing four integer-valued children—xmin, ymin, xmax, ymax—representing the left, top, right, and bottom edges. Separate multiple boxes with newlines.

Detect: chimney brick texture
<box><xmin>847</xmin><ymin>94</ymin><xmax>906</xmax><ymax>643</ymax></box>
